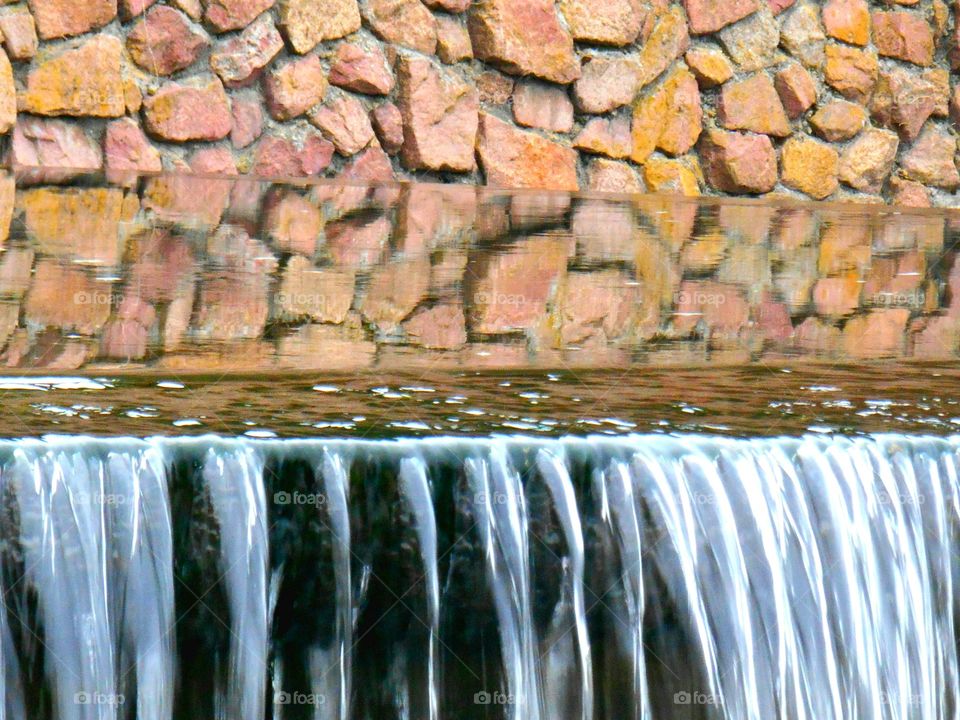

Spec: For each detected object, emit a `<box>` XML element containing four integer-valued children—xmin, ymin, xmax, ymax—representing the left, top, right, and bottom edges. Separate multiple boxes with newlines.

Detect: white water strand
<box><xmin>202</xmin><ymin>445</ymin><xmax>269</xmax><ymax>720</ymax></box>
<box><xmin>398</xmin><ymin>456</ymin><xmax>440</xmax><ymax>720</ymax></box>
<box><xmin>535</xmin><ymin>448</ymin><xmax>593</xmax><ymax>720</ymax></box>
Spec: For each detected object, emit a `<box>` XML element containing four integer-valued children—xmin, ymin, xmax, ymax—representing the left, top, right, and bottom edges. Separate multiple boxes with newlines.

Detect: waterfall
<box><xmin>0</xmin><ymin>434</ymin><xmax>957</xmax><ymax>720</ymax></box>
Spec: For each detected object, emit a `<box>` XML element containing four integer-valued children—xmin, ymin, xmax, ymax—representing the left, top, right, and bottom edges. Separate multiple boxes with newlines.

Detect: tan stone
<box><xmin>838</xmin><ymin>127</ymin><xmax>898</xmax><ymax>192</ymax></box>
<box><xmin>0</xmin><ymin>49</ymin><xmax>13</xmax><ymax>133</ymax></box>
<box><xmin>572</xmin><ymin>56</ymin><xmax>642</xmax><ymax>114</ymax></box>
<box><xmin>843</xmin><ymin>309</ymin><xmax>910</xmax><ymax>359</ymax></box>
<box><xmin>718</xmin><ymin>6</ymin><xmax>780</xmax><ymax>70</ymax></box>
<box><xmin>781</xmin><ymin>136</ymin><xmax>839</xmax><ymax>199</ymax></box>
<box><xmin>684</xmin><ymin>47</ymin><xmax>733</xmax><ymax>88</ymax></box>
<box><xmin>718</xmin><ymin>73</ymin><xmax>790</xmax><ymax>136</ymax></box>
<box><xmin>360</xmin><ymin>257</ymin><xmax>430</xmax><ymax>326</ymax></box>
<box><xmin>559</xmin><ymin>0</ymin><xmax>644</xmax><ymax>45</ymax></box>
<box><xmin>586</xmin><ymin>158</ymin><xmax>644</xmax><ymax>193</ymax></box>
<box><xmin>19</xmin><ymin>36</ymin><xmax>124</xmax><ymax>117</ymax></box>
<box><xmin>468</xmin><ymin>0</ymin><xmax>579</xmax><ymax>84</ymax></box>
<box><xmin>809</xmin><ymin>100</ymin><xmax>866</xmax><ymax>142</ymax></box>
<box><xmin>279</xmin><ymin>0</ymin><xmax>361</xmax><ymax>53</ymax></box>
<box><xmin>780</xmin><ymin>1</ymin><xmax>826</xmax><ymax>67</ymax></box>
<box><xmin>275</xmin><ymin>256</ymin><xmax>355</xmax><ymax>323</ymax></box>
<box><xmin>477</xmin><ymin>112</ymin><xmax>578</xmax><ymax>191</ymax></box>
<box><xmin>362</xmin><ymin>0</ymin><xmax>437</xmax><ymax>54</ymax></box>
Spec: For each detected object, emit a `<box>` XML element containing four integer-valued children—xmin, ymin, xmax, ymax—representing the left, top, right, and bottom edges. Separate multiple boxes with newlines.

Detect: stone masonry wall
<box><xmin>0</xmin><ymin>0</ymin><xmax>957</xmax><ymax>206</ymax></box>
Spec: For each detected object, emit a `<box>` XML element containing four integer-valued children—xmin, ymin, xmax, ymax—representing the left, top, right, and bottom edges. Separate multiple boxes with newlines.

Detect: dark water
<box><xmin>0</xmin><ymin>434</ymin><xmax>958</xmax><ymax>720</ymax></box>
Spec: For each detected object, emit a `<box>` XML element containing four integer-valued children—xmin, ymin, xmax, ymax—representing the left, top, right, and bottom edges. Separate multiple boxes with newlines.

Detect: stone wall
<box><xmin>0</xmin><ymin>0</ymin><xmax>958</xmax><ymax>206</ymax></box>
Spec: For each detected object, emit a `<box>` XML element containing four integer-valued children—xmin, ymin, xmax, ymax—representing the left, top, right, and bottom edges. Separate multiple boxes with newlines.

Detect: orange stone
<box><xmin>824</xmin><ymin>44</ymin><xmax>878</xmax><ymax>103</ymax></box>
<box><xmin>822</xmin><ymin>0</ymin><xmax>870</xmax><ymax>45</ymax></box>
<box><xmin>809</xmin><ymin>100</ymin><xmax>866</xmax><ymax>142</ymax></box>
<box><xmin>684</xmin><ymin>47</ymin><xmax>733</xmax><ymax>88</ymax></box>
<box><xmin>27</xmin><ymin>0</ymin><xmax>116</xmax><ymax>39</ymax></box>
<box><xmin>631</xmin><ymin>66</ymin><xmax>701</xmax><ymax>162</ymax></box>
<box><xmin>19</xmin><ymin>36</ymin><xmax>125</xmax><ymax>117</ymax></box>
<box><xmin>872</xmin><ymin>10</ymin><xmax>934</xmax><ymax>66</ymax></box>
<box><xmin>781</xmin><ymin>136</ymin><xmax>839</xmax><ymax>199</ymax></box>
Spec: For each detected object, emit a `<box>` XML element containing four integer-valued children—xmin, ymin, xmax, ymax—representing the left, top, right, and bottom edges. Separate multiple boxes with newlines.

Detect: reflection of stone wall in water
<box><xmin>0</xmin><ymin>0</ymin><xmax>958</xmax><ymax>204</ymax></box>
<box><xmin>1</xmin><ymin>173</ymin><xmax>960</xmax><ymax>370</ymax></box>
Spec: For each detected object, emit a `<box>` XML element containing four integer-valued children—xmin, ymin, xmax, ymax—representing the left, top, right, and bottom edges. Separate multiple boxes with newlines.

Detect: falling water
<box><xmin>0</xmin><ymin>434</ymin><xmax>957</xmax><ymax>720</ymax></box>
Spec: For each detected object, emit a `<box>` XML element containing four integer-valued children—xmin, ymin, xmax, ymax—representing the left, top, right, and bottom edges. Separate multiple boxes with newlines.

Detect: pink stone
<box><xmin>127</xmin><ymin>6</ymin><xmax>209</xmax><ymax>76</ymax></box>
<box><xmin>403</xmin><ymin>304</ymin><xmax>467</xmax><ymax>349</ymax></box>
<box><xmin>872</xmin><ymin>10</ymin><xmax>934</xmax><ymax>66</ymax></box>
<box><xmin>512</xmin><ymin>79</ymin><xmax>574</xmax><ymax>133</ymax></box>
<box><xmin>683</xmin><ymin>0</ymin><xmax>758</xmax><ymax>34</ymax></box>
<box><xmin>397</xmin><ymin>55</ymin><xmax>479</xmax><ymax>172</ymax></box>
<box><xmin>437</xmin><ymin>15</ymin><xmax>473</xmax><ymax>63</ymax></box>
<box><xmin>264</xmin><ymin>55</ymin><xmax>327</xmax><ymax>120</ymax></box>
<box><xmin>329</xmin><ymin>43</ymin><xmax>394</xmax><ymax>95</ymax></box>
<box><xmin>101</xmin><ymin>319</ymin><xmax>148</xmax><ymax>360</ymax></box>
<box><xmin>574</xmin><ymin>116</ymin><xmax>632</xmax><ymax>159</ymax></box>
<box><xmin>699</xmin><ymin>129</ymin><xmax>778</xmax><ymax>194</ymax></box>
<box><xmin>870</xmin><ymin>67</ymin><xmax>948</xmax><ymax>141</ymax></box>
<box><xmin>230</xmin><ymin>98</ymin><xmax>263</xmax><ymax>148</ymax></box>
<box><xmin>104</xmin><ymin>118</ymin><xmax>162</xmax><ymax>175</ymax></box>
<box><xmin>253</xmin><ymin>133</ymin><xmax>334</xmax><ymax>177</ymax></box>
<box><xmin>204</xmin><ymin>0</ymin><xmax>275</xmax><ymax>32</ymax></box>
<box><xmin>424</xmin><ymin>0</ymin><xmax>471</xmax><ymax>11</ymax></box>
<box><xmin>8</xmin><ymin>117</ymin><xmax>102</xmax><ymax>183</ymax></box>
<box><xmin>0</xmin><ymin>9</ymin><xmax>38</xmax><ymax>61</ymax></box>
<box><xmin>309</xmin><ymin>93</ymin><xmax>375</xmax><ymax>156</ymax></box>
<box><xmin>477</xmin><ymin>112</ymin><xmax>578</xmax><ymax>191</ymax></box>
<box><xmin>26</xmin><ymin>0</ymin><xmax>116</xmax><ymax>39</ymax></box>
<box><xmin>339</xmin><ymin>146</ymin><xmax>395</xmax><ymax>182</ymax></box>
<box><xmin>901</xmin><ymin>126</ymin><xmax>960</xmax><ymax>189</ymax></box>
<box><xmin>371</xmin><ymin>102</ymin><xmax>404</xmax><ymax>155</ymax></box>
<box><xmin>468</xmin><ymin>0</ymin><xmax>580</xmax><ymax>84</ymax></box>
<box><xmin>775</xmin><ymin>63</ymin><xmax>817</xmax><ymax>118</ymax></box>
<box><xmin>209</xmin><ymin>13</ymin><xmax>283</xmax><ymax>87</ymax></box>
<box><xmin>189</xmin><ymin>147</ymin><xmax>238</xmax><ymax>174</ymax></box>
<box><xmin>572</xmin><ymin>56</ymin><xmax>642</xmax><ymax>114</ymax></box>
<box><xmin>144</xmin><ymin>76</ymin><xmax>232</xmax><ymax>142</ymax></box>
<box><xmin>120</xmin><ymin>0</ymin><xmax>158</xmax><ymax>19</ymax></box>
<box><xmin>767</xmin><ymin>0</ymin><xmax>795</xmax><ymax>13</ymax></box>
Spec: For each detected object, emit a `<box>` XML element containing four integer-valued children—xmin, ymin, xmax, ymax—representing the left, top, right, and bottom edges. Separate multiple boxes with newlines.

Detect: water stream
<box><xmin>0</xmin><ymin>433</ymin><xmax>956</xmax><ymax>720</ymax></box>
